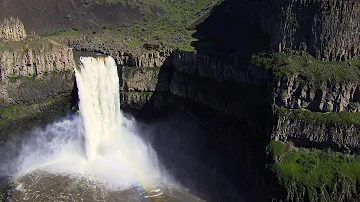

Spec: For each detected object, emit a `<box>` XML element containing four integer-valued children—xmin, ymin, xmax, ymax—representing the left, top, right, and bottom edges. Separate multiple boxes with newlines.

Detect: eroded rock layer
<box><xmin>0</xmin><ymin>40</ymin><xmax>75</xmax><ymax>107</ymax></box>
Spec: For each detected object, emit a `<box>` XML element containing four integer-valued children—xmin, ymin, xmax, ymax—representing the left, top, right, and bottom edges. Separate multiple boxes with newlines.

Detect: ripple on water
<box><xmin>9</xmin><ymin>171</ymin><xmax>205</xmax><ymax>202</ymax></box>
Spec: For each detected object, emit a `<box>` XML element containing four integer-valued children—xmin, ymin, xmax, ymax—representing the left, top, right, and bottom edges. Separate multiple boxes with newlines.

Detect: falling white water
<box><xmin>74</xmin><ymin>56</ymin><xmax>121</xmax><ymax>161</ymax></box>
<box><xmin>5</xmin><ymin>56</ymin><xmax>166</xmax><ymax>190</ymax></box>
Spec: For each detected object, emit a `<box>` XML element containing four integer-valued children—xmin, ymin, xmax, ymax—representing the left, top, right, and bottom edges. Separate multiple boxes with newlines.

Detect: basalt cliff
<box><xmin>1</xmin><ymin>0</ymin><xmax>360</xmax><ymax>201</ymax></box>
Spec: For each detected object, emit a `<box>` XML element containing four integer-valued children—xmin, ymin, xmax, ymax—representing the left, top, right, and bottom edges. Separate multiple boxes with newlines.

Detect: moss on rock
<box><xmin>277</xmin><ymin>107</ymin><xmax>360</xmax><ymax>125</ymax></box>
<box><xmin>0</xmin><ymin>96</ymin><xmax>71</xmax><ymax>141</ymax></box>
<box><xmin>268</xmin><ymin>140</ymin><xmax>360</xmax><ymax>201</ymax></box>
<box><xmin>252</xmin><ymin>51</ymin><xmax>360</xmax><ymax>83</ymax></box>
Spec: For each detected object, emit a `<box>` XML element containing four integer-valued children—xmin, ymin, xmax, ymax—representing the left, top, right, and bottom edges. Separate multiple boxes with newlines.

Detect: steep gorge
<box><xmin>1</xmin><ymin>0</ymin><xmax>360</xmax><ymax>201</ymax></box>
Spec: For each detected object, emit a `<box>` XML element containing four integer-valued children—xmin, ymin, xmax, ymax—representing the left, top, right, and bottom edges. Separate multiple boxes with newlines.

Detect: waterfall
<box><xmin>8</xmin><ymin>56</ymin><xmax>165</xmax><ymax>189</ymax></box>
<box><xmin>74</xmin><ymin>56</ymin><xmax>121</xmax><ymax>160</ymax></box>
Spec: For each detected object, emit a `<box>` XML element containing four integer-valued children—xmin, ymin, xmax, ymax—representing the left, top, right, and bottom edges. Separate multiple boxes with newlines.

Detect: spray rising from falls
<box><xmin>73</xmin><ymin>55</ymin><xmax>164</xmax><ymax>187</ymax></box>
<box><xmin>8</xmin><ymin>56</ymin><xmax>165</xmax><ymax>190</ymax></box>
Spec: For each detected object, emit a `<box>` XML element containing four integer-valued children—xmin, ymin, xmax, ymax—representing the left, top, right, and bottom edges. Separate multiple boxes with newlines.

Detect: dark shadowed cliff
<box><xmin>2</xmin><ymin>0</ymin><xmax>360</xmax><ymax>201</ymax></box>
<box><xmin>223</xmin><ymin>0</ymin><xmax>360</xmax><ymax>61</ymax></box>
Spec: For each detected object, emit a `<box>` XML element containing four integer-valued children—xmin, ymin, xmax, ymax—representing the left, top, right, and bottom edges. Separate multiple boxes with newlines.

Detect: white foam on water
<box><xmin>5</xmin><ymin>56</ymin><xmax>168</xmax><ymax>190</ymax></box>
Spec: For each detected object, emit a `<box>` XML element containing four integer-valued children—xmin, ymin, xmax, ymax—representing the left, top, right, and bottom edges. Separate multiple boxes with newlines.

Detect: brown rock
<box><xmin>0</xmin><ymin>17</ymin><xmax>27</xmax><ymax>42</ymax></box>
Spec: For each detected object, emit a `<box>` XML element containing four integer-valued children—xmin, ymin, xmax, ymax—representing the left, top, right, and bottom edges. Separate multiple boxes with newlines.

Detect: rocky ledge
<box><xmin>119</xmin><ymin>47</ymin><xmax>360</xmax><ymax>202</ymax></box>
<box><xmin>0</xmin><ymin>39</ymin><xmax>75</xmax><ymax>107</ymax></box>
<box><xmin>0</xmin><ymin>17</ymin><xmax>26</xmax><ymax>43</ymax></box>
<box><xmin>227</xmin><ymin>0</ymin><xmax>360</xmax><ymax>61</ymax></box>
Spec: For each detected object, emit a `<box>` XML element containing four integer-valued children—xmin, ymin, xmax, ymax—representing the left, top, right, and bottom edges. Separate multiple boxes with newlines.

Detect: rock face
<box><xmin>172</xmin><ymin>50</ymin><xmax>268</xmax><ymax>84</ymax></box>
<box><xmin>63</xmin><ymin>37</ymin><xmax>173</xmax><ymax>67</ymax></box>
<box><xmin>274</xmin><ymin>75</ymin><xmax>360</xmax><ymax>112</ymax></box>
<box><xmin>0</xmin><ymin>40</ymin><xmax>75</xmax><ymax>107</ymax></box>
<box><xmin>122</xmin><ymin>67</ymin><xmax>161</xmax><ymax>92</ymax></box>
<box><xmin>0</xmin><ymin>72</ymin><xmax>74</xmax><ymax>107</ymax></box>
<box><xmin>0</xmin><ymin>17</ymin><xmax>27</xmax><ymax>42</ymax></box>
<box><xmin>0</xmin><ymin>40</ymin><xmax>75</xmax><ymax>80</ymax></box>
<box><xmin>226</xmin><ymin>0</ymin><xmax>360</xmax><ymax>61</ymax></box>
<box><xmin>61</xmin><ymin>36</ymin><xmax>172</xmax><ymax>67</ymax></box>
<box><xmin>273</xmin><ymin>112</ymin><xmax>360</xmax><ymax>152</ymax></box>
<box><xmin>120</xmin><ymin>47</ymin><xmax>360</xmax><ymax>202</ymax></box>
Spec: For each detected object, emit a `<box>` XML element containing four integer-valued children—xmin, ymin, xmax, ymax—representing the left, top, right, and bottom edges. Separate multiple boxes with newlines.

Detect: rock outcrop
<box><xmin>226</xmin><ymin>0</ymin><xmax>360</xmax><ymax>61</ymax></box>
<box><xmin>0</xmin><ymin>40</ymin><xmax>75</xmax><ymax>107</ymax></box>
<box><xmin>120</xmin><ymin>47</ymin><xmax>360</xmax><ymax>202</ymax></box>
<box><xmin>0</xmin><ymin>17</ymin><xmax>27</xmax><ymax>42</ymax></box>
<box><xmin>63</xmin><ymin>36</ymin><xmax>173</xmax><ymax>67</ymax></box>
<box><xmin>273</xmin><ymin>111</ymin><xmax>360</xmax><ymax>152</ymax></box>
<box><xmin>0</xmin><ymin>40</ymin><xmax>75</xmax><ymax>80</ymax></box>
<box><xmin>274</xmin><ymin>75</ymin><xmax>360</xmax><ymax>112</ymax></box>
<box><xmin>172</xmin><ymin>50</ymin><xmax>268</xmax><ymax>84</ymax></box>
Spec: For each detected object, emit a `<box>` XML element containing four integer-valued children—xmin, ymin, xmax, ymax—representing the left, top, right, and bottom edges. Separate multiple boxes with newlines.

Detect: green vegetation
<box><xmin>0</xmin><ymin>97</ymin><xmax>70</xmax><ymax>134</ymax></box>
<box><xmin>138</xmin><ymin>91</ymin><xmax>154</xmax><ymax>99</ymax></box>
<box><xmin>267</xmin><ymin>140</ymin><xmax>287</xmax><ymax>157</ymax></box>
<box><xmin>147</xmin><ymin>66</ymin><xmax>161</xmax><ymax>71</ymax></box>
<box><xmin>8</xmin><ymin>73</ymin><xmax>16</xmax><ymax>81</ymax></box>
<box><xmin>268</xmin><ymin>141</ymin><xmax>360</xmax><ymax>189</ymax></box>
<box><xmin>0</xmin><ymin>39</ymin><xmax>55</xmax><ymax>52</ymax></box>
<box><xmin>81</xmin><ymin>0</ymin><xmax>222</xmax><ymax>51</ymax></box>
<box><xmin>0</xmin><ymin>191</ymin><xmax>5</xmax><ymax>202</ymax></box>
<box><xmin>252</xmin><ymin>51</ymin><xmax>360</xmax><ymax>83</ymax></box>
<box><xmin>277</xmin><ymin>107</ymin><xmax>360</xmax><ymax>125</ymax></box>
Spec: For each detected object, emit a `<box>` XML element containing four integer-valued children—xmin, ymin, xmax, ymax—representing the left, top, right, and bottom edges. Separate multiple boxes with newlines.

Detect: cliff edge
<box><xmin>226</xmin><ymin>0</ymin><xmax>360</xmax><ymax>61</ymax></box>
<box><xmin>0</xmin><ymin>17</ymin><xmax>26</xmax><ymax>42</ymax></box>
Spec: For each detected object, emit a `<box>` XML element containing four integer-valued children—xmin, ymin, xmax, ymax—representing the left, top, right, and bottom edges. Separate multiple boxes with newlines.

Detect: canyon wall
<box><xmin>274</xmin><ymin>75</ymin><xmax>360</xmax><ymax>112</ymax></box>
<box><xmin>273</xmin><ymin>109</ymin><xmax>360</xmax><ymax>152</ymax></box>
<box><xmin>1</xmin><ymin>0</ymin><xmax>359</xmax><ymax>200</ymax></box>
<box><xmin>63</xmin><ymin>36</ymin><xmax>173</xmax><ymax>67</ymax></box>
<box><xmin>0</xmin><ymin>17</ymin><xmax>26</xmax><ymax>42</ymax></box>
<box><xmin>0</xmin><ymin>40</ymin><xmax>75</xmax><ymax>107</ymax></box>
<box><xmin>225</xmin><ymin>0</ymin><xmax>360</xmax><ymax>61</ymax></box>
<box><xmin>117</xmin><ymin>46</ymin><xmax>360</xmax><ymax>201</ymax></box>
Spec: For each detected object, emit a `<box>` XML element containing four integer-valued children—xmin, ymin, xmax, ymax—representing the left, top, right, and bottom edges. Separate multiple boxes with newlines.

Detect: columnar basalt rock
<box><xmin>0</xmin><ymin>40</ymin><xmax>75</xmax><ymax>107</ymax></box>
<box><xmin>273</xmin><ymin>113</ymin><xmax>360</xmax><ymax>151</ymax></box>
<box><xmin>171</xmin><ymin>50</ymin><xmax>269</xmax><ymax>84</ymax></box>
<box><xmin>0</xmin><ymin>17</ymin><xmax>27</xmax><ymax>42</ymax></box>
<box><xmin>62</xmin><ymin>37</ymin><xmax>173</xmax><ymax>67</ymax></box>
<box><xmin>273</xmin><ymin>75</ymin><xmax>360</xmax><ymax>112</ymax></box>
<box><xmin>0</xmin><ymin>41</ymin><xmax>75</xmax><ymax>80</ymax></box>
<box><xmin>226</xmin><ymin>0</ymin><xmax>360</xmax><ymax>61</ymax></box>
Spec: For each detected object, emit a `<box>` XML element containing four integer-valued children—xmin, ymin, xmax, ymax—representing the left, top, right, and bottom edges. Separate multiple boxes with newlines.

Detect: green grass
<box><xmin>277</xmin><ymin>107</ymin><xmax>360</xmax><ymax>125</ymax></box>
<box><xmin>0</xmin><ymin>97</ymin><xmax>71</xmax><ymax>135</ymax></box>
<box><xmin>268</xmin><ymin>141</ymin><xmax>360</xmax><ymax>188</ymax></box>
<box><xmin>86</xmin><ymin>0</ymin><xmax>221</xmax><ymax>51</ymax></box>
<box><xmin>147</xmin><ymin>66</ymin><xmax>161</xmax><ymax>71</ymax></box>
<box><xmin>44</xmin><ymin>0</ymin><xmax>222</xmax><ymax>51</ymax></box>
<box><xmin>8</xmin><ymin>74</ymin><xmax>16</xmax><ymax>81</ymax></box>
<box><xmin>252</xmin><ymin>51</ymin><xmax>360</xmax><ymax>83</ymax></box>
<box><xmin>0</xmin><ymin>97</ymin><xmax>68</xmax><ymax>123</ymax></box>
<box><xmin>267</xmin><ymin>140</ymin><xmax>287</xmax><ymax>156</ymax></box>
<box><xmin>0</xmin><ymin>39</ymin><xmax>55</xmax><ymax>52</ymax></box>
<box><xmin>138</xmin><ymin>91</ymin><xmax>154</xmax><ymax>99</ymax></box>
